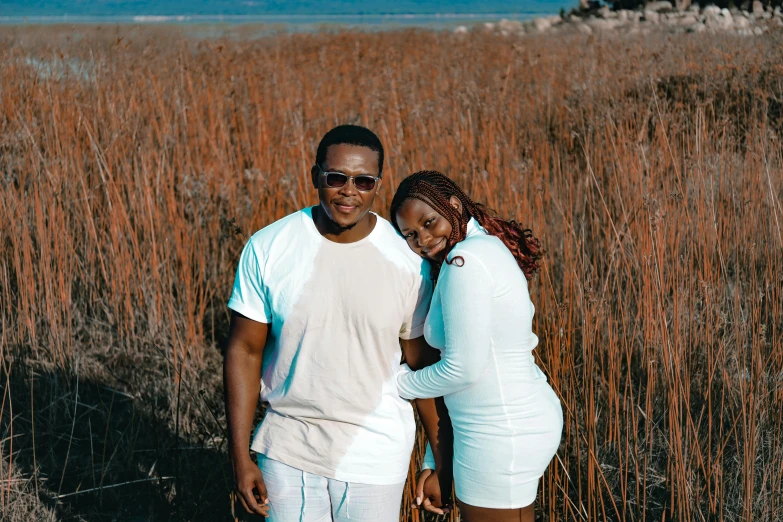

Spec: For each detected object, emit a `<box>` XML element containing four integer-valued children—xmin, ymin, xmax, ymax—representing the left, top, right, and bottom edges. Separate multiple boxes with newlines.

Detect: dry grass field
<box><xmin>1</xmin><ymin>24</ymin><xmax>782</xmax><ymax>522</ymax></box>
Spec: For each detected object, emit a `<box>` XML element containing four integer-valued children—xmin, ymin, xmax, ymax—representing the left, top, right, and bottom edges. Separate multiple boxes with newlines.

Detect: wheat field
<box><xmin>0</xmin><ymin>25</ymin><xmax>782</xmax><ymax>521</ymax></box>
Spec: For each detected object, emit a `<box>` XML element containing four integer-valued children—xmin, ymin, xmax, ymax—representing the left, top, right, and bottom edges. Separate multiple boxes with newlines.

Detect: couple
<box><xmin>224</xmin><ymin>124</ymin><xmax>563</xmax><ymax>522</ymax></box>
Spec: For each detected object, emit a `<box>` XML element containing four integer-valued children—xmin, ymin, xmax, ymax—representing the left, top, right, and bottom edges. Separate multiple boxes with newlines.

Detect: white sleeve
<box><xmin>227</xmin><ymin>240</ymin><xmax>272</xmax><ymax>324</ymax></box>
<box><xmin>400</xmin><ymin>260</ymin><xmax>433</xmax><ymax>340</ymax></box>
<box><xmin>396</xmin><ymin>250</ymin><xmax>493</xmax><ymax>399</ymax></box>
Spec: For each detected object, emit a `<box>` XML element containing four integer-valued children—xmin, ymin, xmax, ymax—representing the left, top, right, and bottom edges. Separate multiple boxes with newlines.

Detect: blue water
<box><xmin>0</xmin><ymin>1</ymin><xmax>572</xmax><ymax>27</ymax></box>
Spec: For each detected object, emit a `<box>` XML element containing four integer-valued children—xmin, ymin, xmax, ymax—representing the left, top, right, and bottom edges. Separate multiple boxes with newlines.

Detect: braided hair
<box><xmin>390</xmin><ymin>170</ymin><xmax>543</xmax><ymax>281</ymax></box>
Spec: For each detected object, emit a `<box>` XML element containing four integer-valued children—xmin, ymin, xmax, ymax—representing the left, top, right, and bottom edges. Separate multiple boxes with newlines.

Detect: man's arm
<box><xmin>400</xmin><ymin>337</ymin><xmax>454</xmax><ymax>507</ymax></box>
<box><xmin>224</xmin><ymin>312</ymin><xmax>270</xmax><ymax>517</ymax></box>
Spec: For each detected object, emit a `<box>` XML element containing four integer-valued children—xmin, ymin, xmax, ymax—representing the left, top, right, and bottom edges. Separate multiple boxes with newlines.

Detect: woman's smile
<box><xmin>422</xmin><ymin>237</ymin><xmax>447</xmax><ymax>260</ymax></box>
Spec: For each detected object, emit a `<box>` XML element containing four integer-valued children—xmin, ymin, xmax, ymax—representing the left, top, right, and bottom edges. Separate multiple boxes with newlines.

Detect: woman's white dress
<box><xmin>396</xmin><ymin>219</ymin><xmax>563</xmax><ymax>509</ymax></box>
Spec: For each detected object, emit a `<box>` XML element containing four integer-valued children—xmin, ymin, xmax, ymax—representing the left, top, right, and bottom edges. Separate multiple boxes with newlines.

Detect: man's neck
<box><xmin>313</xmin><ymin>205</ymin><xmax>376</xmax><ymax>244</ymax></box>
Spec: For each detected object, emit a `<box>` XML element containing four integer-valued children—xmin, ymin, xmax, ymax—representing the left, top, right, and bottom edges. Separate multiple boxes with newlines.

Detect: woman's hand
<box><xmin>413</xmin><ymin>468</ymin><xmax>451</xmax><ymax>515</ymax></box>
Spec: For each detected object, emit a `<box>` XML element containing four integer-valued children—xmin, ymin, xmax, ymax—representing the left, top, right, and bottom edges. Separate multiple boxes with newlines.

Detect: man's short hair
<box><xmin>315</xmin><ymin>125</ymin><xmax>385</xmax><ymax>175</ymax></box>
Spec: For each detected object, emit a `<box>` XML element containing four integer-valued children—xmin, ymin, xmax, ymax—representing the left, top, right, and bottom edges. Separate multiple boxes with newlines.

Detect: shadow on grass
<box><xmin>1</xmin><ymin>352</ymin><xmax>264</xmax><ymax>522</ymax></box>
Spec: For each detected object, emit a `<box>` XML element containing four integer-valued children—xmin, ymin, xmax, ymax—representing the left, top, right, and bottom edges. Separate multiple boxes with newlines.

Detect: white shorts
<box><xmin>257</xmin><ymin>454</ymin><xmax>406</xmax><ymax>522</ymax></box>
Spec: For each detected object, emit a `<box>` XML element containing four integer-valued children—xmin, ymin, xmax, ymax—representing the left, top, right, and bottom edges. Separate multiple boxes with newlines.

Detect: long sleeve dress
<box><xmin>396</xmin><ymin>218</ymin><xmax>563</xmax><ymax>509</ymax></box>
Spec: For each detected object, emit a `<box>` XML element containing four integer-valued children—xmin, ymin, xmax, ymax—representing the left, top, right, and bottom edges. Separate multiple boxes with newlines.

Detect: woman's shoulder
<box><xmin>450</xmin><ymin>233</ymin><xmax>506</xmax><ymax>260</ymax></box>
<box><xmin>444</xmin><ymin>234</ymin><xmax>506</xmax><ymax>279</ymax></box>
<box><xmin>449</xmin><ymin>232</ymin><xmax>525</xmax><ymax>282</ymax></box>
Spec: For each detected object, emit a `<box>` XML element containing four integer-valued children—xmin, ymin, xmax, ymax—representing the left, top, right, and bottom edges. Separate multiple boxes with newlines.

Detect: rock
<box><xmin>733</xmin><ymin>15</ymin><xmax>750</xmax><ymax>28</ymax></box>
<box><xmin>720</xmin><ymin>8</ymin><xmax>732</xmax><ymax>19</ymax></box>
<box><xmin>688</xmin><ymin>4</ymin><xmax>700</xmax><ymax>13</ymax></box>
<box><xmin>598</xmin><ymin>5</ymin><xmax>611</xmax><ymax>18</ymax></box>
<box><xmin>576</xmin><ymin>22</ymin><xmax>594</xmax><ymax>34</ymax></box>
<box><xmin>774</xmin><ymin>6</ymin><xmax>782</xmax><ymax>17</ymax></box>
<box><xmin>483</xmin><ymin>22</ymin><xmax>496</xmax><ymax>31</ymax></box>
<box><xmin>531</xmin><ymin>17</ymin><xmax>552</xmax><ymax>32</ymax></box>
<box><xmin>752</xmin><ymin>0</ymin><xmax>764</xmax><ymax>16</ymax></box>
<box><xmin>687</xmin><ymin>21</ymin><xmax>707</xmax><ymax>32</ymax></box>
<box><xmin>587</xmin><ymin>18</ymin><xmax>621</xmax><ymax>30</ymax></box>
<box><xmin>498</xmin><ymin>18</ymin><xmax>524</xmax><ymax>33</ymax></box>
<box><xmin>646</xmin><ymin>1</ymin><xmax>673</xmax><ymax>12</ymax></box>
<box><xmin>678</xmin><ymin>0</ymin><xmax>693</xmax><ymax>10</ymax></box>
<box><xmin>617</xmin><ymin>9</ymin><xmax>630</xmax><ymax>22</ymax></box>
<box><xmin>753</xmin><ymin>25</ymin><xmax>764</xmax><ymax>34</ymax></box>
<box><xmin>454</xmin><ymin>25</ymin><xmax>469</xmax><ymax>34</ymax></box>
<box><xmin>772</xmin><ymin>16</ymin><xmax>783</xmax><ymax>26</ymax></box>
<box><xmin>679</xmin><ymin>13</ymin><xmax>699</xmax><ymax>25</ymax></box>
<box><xmin>546</xmin><ymin>15</ymin><xmax>564</xmax><ymax>25</ymax></box>
<box><xmin>702</xmin><ymin>5</ymin><xmax>721</xmax><ymax>16</ymax></box>
<box><xmin>705</xmin><ymin>11</ymin><xmax>733</xmax><ymax>29</ymax></box>
<box><xmin>644</xmin><ymin>9</ymin><xmax>661</xmax><ymax>23</ymax></box>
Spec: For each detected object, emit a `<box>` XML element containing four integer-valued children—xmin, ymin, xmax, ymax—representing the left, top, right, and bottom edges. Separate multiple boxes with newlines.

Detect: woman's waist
<box><xmin>445</xmin><ymin>353</ymin><xmax>549</xmax><ymax>400</ymax></box>
<box><xmin>445</xmin><ymin>381</ymin><xmax>560</xmax><ymax>426</ymax></box>
<box><xmin>486</xmin><ymin>350</ymin><xmax>543</xmax><ymax>375</ymax></box>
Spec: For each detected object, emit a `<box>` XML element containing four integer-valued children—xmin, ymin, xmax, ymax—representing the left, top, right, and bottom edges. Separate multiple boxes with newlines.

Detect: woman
<box><xmin>390</xmin><ymin>171</ymin><xmax>563</xmax><ymax>522</ymax></box>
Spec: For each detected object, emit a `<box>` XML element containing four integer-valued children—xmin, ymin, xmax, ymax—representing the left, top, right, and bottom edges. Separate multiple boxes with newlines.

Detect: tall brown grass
<box><xmin>1</xmin><ymin>25</ymin><xmax>782</xmax><ymax>521</ymax></box>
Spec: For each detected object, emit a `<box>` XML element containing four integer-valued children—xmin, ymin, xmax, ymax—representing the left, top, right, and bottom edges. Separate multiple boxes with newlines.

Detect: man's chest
<box><xmin>266</xmin><ymin>248</ymin><xmax>412</xmax><ymax>336</ymax></box>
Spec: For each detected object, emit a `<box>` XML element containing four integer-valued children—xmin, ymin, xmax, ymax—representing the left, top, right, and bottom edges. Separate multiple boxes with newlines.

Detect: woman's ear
<box><xmin>449</xmin><ymin>195</ymin><xmax>463</xmax><ymax>215</ymax></box>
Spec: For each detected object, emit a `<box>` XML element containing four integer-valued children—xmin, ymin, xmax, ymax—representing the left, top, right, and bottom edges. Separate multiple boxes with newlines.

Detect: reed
<box><xmin>0</xmin><ymin>26</ymin><xmax>781</xmax><ymax>521</ymax></box>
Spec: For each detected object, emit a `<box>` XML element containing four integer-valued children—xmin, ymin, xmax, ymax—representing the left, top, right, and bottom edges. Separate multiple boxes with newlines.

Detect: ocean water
<box><xmin>0</xmin><ymin>1</ymin><xmax>573</xmax><ymax>28</ymax></box>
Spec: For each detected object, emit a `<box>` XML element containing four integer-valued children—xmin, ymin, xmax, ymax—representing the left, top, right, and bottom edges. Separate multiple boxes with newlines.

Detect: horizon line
<box><xmin>0</xmin><ymin>12</ymin><xmax>566</xmax><ymax>23</ymax></box>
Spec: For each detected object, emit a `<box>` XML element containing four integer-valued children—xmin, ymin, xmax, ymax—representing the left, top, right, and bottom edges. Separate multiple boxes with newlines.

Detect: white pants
<box><xmin>257</xmin><ymin>454</ymin><xmax>406</xmax><ymax>522</ymax></box>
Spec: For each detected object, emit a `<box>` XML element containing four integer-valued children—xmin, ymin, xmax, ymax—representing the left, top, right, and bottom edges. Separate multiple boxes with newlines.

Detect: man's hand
<box><xmin>233</xmin><ymin>457</ymin><xmax>270</xmax><ymax>517</ymax></box>
<box><xmin>413</xmin><ymin>468</ymin><xmax>451</xmax><ymax>515</ymax></box>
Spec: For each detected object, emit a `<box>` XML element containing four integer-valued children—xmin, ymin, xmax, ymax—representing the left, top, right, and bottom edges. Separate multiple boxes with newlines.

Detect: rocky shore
<box><xmin>454</xmin><ymin>1</ymin><xmax>783</xmax><ymax>36</ymax></box>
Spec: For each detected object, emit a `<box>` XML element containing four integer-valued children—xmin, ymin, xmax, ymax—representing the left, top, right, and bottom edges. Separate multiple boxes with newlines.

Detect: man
<box><xmin>224</xmin><ymin>125</ymin><xmax>451</xmax><ymax>521</ymax></box>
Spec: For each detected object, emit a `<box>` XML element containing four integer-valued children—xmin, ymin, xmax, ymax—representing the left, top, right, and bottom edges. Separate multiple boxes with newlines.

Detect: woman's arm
<box><xmin>400</xmin><ymin>336</ymin><xmax>454</xmax><ymax>510</ymax></box>
<box><xmin>400</xmin><ymin>337</ymin><xmax>454</xmax><ymax>472</ymax></box>
<box><xmin>397</xmin><ymin>249</ymin><xmax>494</xmax><ymax>399</ymax></box>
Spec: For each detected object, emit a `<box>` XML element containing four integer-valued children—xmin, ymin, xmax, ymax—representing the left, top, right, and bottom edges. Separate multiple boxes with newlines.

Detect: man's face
<box><xmin>311</xmin><ymin>144</ymin><xmax>382</xmax><ymax>229</ymax></box>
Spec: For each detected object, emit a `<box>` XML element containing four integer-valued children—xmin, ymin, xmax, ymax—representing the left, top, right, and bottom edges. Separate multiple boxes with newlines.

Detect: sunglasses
<box><xmin>317</xmin><ymin>165</ymin><xmax>381</xmax><ymax>192</ymax></box>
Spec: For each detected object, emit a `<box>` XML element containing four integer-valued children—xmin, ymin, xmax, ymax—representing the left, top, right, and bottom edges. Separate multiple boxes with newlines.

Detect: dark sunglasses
<box><xmin>317</xmin><ymin>165</ymin><xmax>381</xmax><ymax>192</ymax></box>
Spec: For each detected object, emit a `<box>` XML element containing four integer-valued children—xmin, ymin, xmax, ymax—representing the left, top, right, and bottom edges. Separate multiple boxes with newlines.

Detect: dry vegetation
<box><xmin>1</xmin><ymin>24</ymin><xmax>782</xmax><ymax>522</ymax></box>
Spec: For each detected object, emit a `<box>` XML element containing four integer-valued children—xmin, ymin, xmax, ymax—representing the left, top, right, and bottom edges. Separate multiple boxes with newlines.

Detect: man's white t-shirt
<box><xmin>228</xmin><ymin>207</ymin><xmax>432</xmax><ymax>485</ymax></box>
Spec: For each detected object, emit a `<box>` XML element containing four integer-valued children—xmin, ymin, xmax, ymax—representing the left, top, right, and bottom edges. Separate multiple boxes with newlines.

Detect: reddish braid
<box><xmin>390</xmin><ymin>170</ymin><xmax>543</xmax><ymax>281</ymax></box>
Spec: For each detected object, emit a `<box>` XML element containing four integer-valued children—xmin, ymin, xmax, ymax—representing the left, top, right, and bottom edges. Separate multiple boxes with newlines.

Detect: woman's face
<box><xmin>395</xmin><ymin>196</ymin><xmax>461</xmax><ymax>263</ymax></box>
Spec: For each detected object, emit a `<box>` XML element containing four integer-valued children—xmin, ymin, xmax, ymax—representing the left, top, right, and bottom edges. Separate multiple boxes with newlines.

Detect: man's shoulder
<box><xmin>246</xmin><ymin>209</ymin><xmax>308</xmax><ymax>250</ymax></box>
<box><xmin>371</xmin><ymin>215</ymin><xmax>430</xmax><ymax>276</ymax></box>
